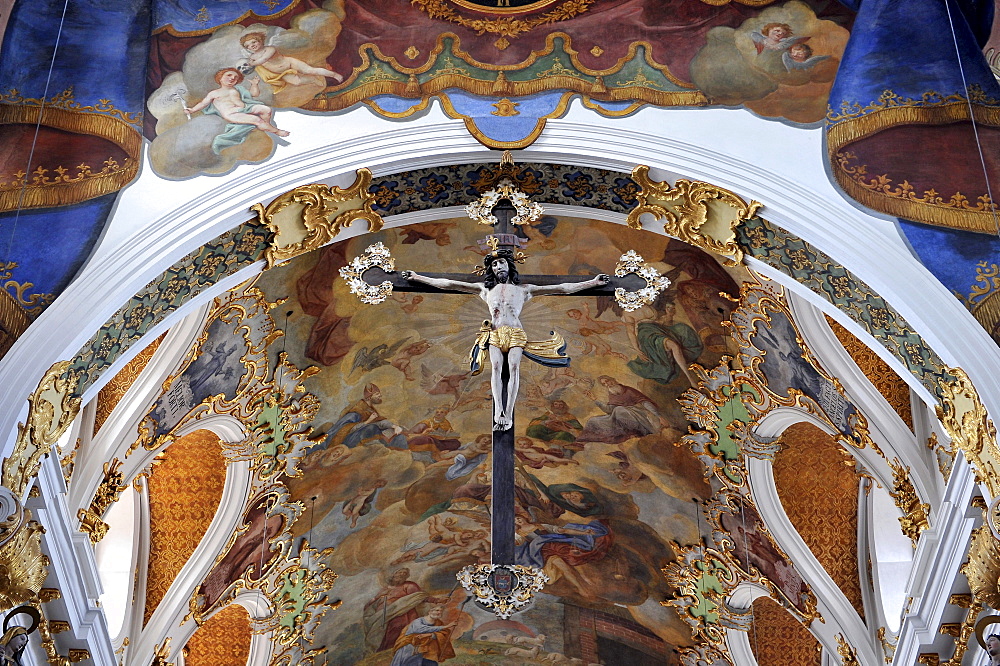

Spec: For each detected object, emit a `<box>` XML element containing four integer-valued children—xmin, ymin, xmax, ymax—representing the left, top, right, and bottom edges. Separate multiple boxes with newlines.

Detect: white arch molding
<box><xmin>0</xmin><ymin>109</ymin><xmax>993</xmax><ymax>464</ymax></box>
<box><xmin>745</xmin><ymin>454</ymin><xmax>879</xmax><ymax>665</ymax></box>
<box><xmin>0</xmin><ymin>107</ymin><xmax>990</xmax><ymax>666</ymax></box>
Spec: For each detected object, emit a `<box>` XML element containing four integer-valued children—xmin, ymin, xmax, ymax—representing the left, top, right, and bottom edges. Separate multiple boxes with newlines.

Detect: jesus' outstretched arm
<box><xmin>401</xmin><ymin>271</ymin><xmax>484</xmax><ymax>295</ymax></box>
<box><xmin>527</xmin><ymin>274</ymin><xmax>611</xmax><ymax>296</ymax></box>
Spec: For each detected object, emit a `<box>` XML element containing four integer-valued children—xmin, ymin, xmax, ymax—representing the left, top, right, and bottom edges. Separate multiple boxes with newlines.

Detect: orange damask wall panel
<box><xmin>184</xmin><ymin>603</ymin><xmax>252</xmax><ymax>666</ymax></box>
<box><xmin>749</xmin><ymin>596</ymin><xmax>821</xmax><ymax>666</ymax></box>
<box><xmin>93</xmin><ymin>331</ymin><xmax>167</xmax><ymax>435</ymax></box>
<box><xmin>825</xmin><ymin>315</ymin><xmax>913</xmax><ymax>430</ymax></box>
<box><xmin>773</xmin><ymin>422</ymin><xmax>866</xmax><ymax>620</ymax></box>
<box><xmin>143</xmin><ymin>429</ymin><xmax>226</xmax><ymax>625</ymax></box>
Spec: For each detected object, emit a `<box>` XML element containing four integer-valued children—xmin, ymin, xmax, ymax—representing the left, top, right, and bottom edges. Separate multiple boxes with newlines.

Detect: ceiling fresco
<box><xmin>109</xmin><ymin>214</ymin><xmax>896</xmax><ymax>665</ymax></box>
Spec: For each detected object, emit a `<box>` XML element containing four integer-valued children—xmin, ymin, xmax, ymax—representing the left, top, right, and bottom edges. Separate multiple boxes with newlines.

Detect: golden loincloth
<box><xmin>470</xmin><ymin>320</ymin><xmax>569</xmax><ymax>374</ymax></box>
<box><xmin>489</xmin><ymin>325</ymin><xmax>528</xmax><ymax>352</ymax></box>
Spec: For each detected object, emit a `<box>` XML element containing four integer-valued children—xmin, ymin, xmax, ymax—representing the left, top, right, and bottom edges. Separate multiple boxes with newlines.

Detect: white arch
<box><xmin>70</xmin><ymin>302</ymin><xmax>212</xmax><ymax>513</ymax></box>
<box><xmin>788</xmin><ymin>290</ymin><xmax>939</xmax><ymax>506</ymax></box>
<box><xmin>0</xmin><ymin>103</ymin><xmax>996</xmax><ymax>468</ymax></box>
<box><xmin>746</xmin><ymin>455</ymin><xmax>879</xmax><ymax>665</ymax></box>
<box><xmin>128</xmin><ymin>458</ymin><xmax>253</xmax><ymax>666</ymax></box>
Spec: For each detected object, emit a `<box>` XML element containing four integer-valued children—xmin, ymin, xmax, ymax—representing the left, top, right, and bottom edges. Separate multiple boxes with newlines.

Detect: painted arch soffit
<box><xmin>130</xmin><ymin>213</ymin><xmax>852</xmax><ymax>666</ymax></box>
<box><xmin>108</xmin><ymin>208</ymin><xmax>956</xmax><ymax>665</ymax></box>
<box><xmin>66</xmin><ymin>161</ymin><xmax>952</xmax><ymax>406</ymax></box>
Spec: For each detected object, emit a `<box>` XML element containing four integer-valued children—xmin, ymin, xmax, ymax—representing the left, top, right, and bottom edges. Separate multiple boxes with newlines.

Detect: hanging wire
<box><xmin>6</xmin><ymin>0</ymin><xmax>72</xmax><ymax>261</ymax></box>
<box><xmin>944</xmin><ymin>0</ymin><xmax>1000</xmax><ymax>237</ymax></box>
<box><xmin>257</xmin><ymin>496</ymin><xmax>269</xmax><ymax>582</ymax></box>
<box><xmin>729</xmin><ymin>389</ymin><xmax>760</xmax><ymax>660</ymax></box>
<box><xmin>308</xmin><ymin>496</ymin><xmax>316</xmax><ymax>565</ymax></box>
<box><xmin>257</xmin><ymin>313</ymin><xmax>292</xmax><ymax>583</ymax></box>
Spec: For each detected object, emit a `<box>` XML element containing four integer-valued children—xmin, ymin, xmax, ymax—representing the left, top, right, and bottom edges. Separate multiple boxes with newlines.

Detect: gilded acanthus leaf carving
<box><xmin>627</xmin><ymin>164</ymin><xmax>762</xmax><ymax>265</ymax></box>
<box><xmin>1</xmin><ymin>360</ymin><xmax>80</xmax><ymax>500</ymax></box>
<box><xmin>0</xmin><ymin>517</ymin><xmax>47</xmax><ymax>612</ymax></box>
<box><xmin>250</xmin><ymin>168</ymin><xmax>385</xmax><ymax>269</ymax></box>
<box><xmin>888</xmin><ymin>460</ymin><xmax>930</xmax><ymax>546</ymax></box>
<box><xmin>77</xmin><ymin>459</ymin><xmax>128</xmax><ymax>544</ymax></box>
<box><xmin>963</xmin><ymin>525</ymin><xmax>1000</xmax><ymax>609</ymax></box>
<box><xmin>936</xmin><ymin>366</ymin><xmax>1000</xmax><ymax>496</ymax></box>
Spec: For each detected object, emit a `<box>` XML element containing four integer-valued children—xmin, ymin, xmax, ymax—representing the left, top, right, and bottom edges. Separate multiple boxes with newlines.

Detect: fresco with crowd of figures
<box><xmin>181</xmin><ymin>214</ymin><xmax>805</xmax><ymax>665</ymax></box>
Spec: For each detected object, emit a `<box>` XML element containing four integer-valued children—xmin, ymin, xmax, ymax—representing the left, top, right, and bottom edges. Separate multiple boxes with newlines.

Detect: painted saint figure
<box><xmin>364</xmin><ymin>568</ymin><xmax>447</xmax><ymax>652</ymax></box>
<box><xmin>389</xmin><ymin>605</ymin><xmax>457</xmax><ymax>666</ymax></box>
<box><xmin>184</xmin><ymin>68</ymin><xmax>288</xmax><ymax>154</ymax></box>
<box><xmin>403</xmin><ymin>248</ymin><xmax>609</xmax><ymax>430</ymax></box>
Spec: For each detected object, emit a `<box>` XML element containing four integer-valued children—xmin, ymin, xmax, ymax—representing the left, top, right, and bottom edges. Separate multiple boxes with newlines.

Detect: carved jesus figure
<box><xmin>403</xmin><ymin>249</ymin><xmax>609</xmax><ymax>430</ymax></box>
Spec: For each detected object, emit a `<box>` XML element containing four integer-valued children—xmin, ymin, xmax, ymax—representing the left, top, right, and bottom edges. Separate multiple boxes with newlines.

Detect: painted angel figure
<box><xmin>184</xmin><ymin>68</ymin><xmax>288</xmax><ymax>154</ymax></box>
<box><xmin>782</xmin><ymin>43</ymin><xmax>831</xmax><ymax>71</ymax></box>
<box><xmin>240</xmin><ymin>31</ymin><xmax>343</xmax><ymax>94</ymax></box>
<box><xmin>750</xmin><ymin>22</ymin><xmax>809</xmax><ymax>52</ymax></box>
<box><xmin>402</xmin><ymin>248</ymin><xmax>609</xmax><ymax>431</ymax></box>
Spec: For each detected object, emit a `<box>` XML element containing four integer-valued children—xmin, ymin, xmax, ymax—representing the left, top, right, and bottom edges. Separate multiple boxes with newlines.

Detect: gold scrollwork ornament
<box><xmin>0</xmin><ymin>518</ymin><xmax>48</xmax><ymax>611</ymax></box>
<box><xmin>250</xmin><ymin>169</ymin><xmax>385</xmax><ymax>270</ymax></box>
<box><xmin>627</xmin><ymin>165</ymin><xmax>762</xmax><ymax>266</ymax></box>
<box><xmin>936</xmin><ymin>366</ymin><xmax>1000</xmax><ymax>496</ymax></box>
<box><xmin>1</xmin><ymin>360</ymin><xmax>80</xmax><ymax>500</ymax></box>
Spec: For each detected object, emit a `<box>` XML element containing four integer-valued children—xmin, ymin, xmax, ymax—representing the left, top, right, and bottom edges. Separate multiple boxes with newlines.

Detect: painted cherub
<box><xmin>393</xmin><ymin>515</ymin><xmax>472</xmax><ymax>564</ymax></box>
<box><xmin>566</xmin><ymin>303</ymin><xmax>628</xmax><ymax>360</ymax></box>
<box><xmin>391</xmin><ymin>339</ymin><xmax>431</xmax><ymax>381</ymax></box>
<box><xmin>240</xmin><ymin>31</ymin><xmax>343</xmax><ymax>94</ymax></box>
<box><xmin>341</xmin><ymin>479</ymin><xmax>388</xmax><ymax>528</ymax></box>
<box><xmin>184</xmin><ymin>68</ymin><xmax>288</xmax><ymax>152</ymax></box>
<box><xmin>514</xmin><ymin>436</ymin><xmax>580</xmax><ymax>469</ymax></box>
<box><xmin>751</xmin><ymin>22</ymin><xmax>808</xmax><ymax>53</ymax></box>
<box><xmin>782</xmin><ymin>42</ymin><xmax>831</xmax><ymax>70</ymax></box>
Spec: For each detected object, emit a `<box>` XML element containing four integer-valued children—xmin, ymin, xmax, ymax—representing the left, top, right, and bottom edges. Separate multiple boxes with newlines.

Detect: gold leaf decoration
<box><xmin>627</xmin><ymin>164</ymin><xmax>762</xmax><ymax>265</ymax></box>
<box><xmin>936</xmin><ymin>367</ymin><xmax>1000</xmax><ymax>497</ymax></box>
<box><xmin>410</xmin><ymin>0</ymin><xmax>595</xmax><ymax>40</ymax></box>
<box><xmin>250</xmin><ymin>169</ymin><xmax>384</xmax><ymax>269</ymax></box>
<box><xmin>1</xmin><ymin>360</ymin><xmax>81</xmax><ymax>499</ymax></box>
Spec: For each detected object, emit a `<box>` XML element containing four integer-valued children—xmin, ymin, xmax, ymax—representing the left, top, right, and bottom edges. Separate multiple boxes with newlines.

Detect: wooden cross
<box><xmin>341</xmin><ymin>179</ymin><xmax>669</xmax><ymax>617</ymax></box>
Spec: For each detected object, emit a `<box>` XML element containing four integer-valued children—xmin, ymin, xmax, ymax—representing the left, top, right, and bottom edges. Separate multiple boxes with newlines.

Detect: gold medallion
<box><xmin>411</xmin><ymin>0</ymin><xmax>595</xmax><ymax>43</ymax></box>
<box><xmin>447</xmin><ymin>0</ymin><xmax>561</xmax><ymax>13</ymax></box>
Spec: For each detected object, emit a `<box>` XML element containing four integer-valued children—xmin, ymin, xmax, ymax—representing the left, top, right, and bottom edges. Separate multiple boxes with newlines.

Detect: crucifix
<box><xmin>340</xmin><ymin>160</ymin><xmax>669</xmax><ymax>617</ymax></box>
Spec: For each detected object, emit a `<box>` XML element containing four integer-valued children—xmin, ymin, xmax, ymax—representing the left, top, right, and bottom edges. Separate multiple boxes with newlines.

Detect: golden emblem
<box><xmin>411</xmin><ymin>0</ymin><xmax>595</xmax><ymax>43</ymax></box>
<box><xmin>491</xmin><ymin>98</ymin><xmax>520</xmax><ymax>116</ymax></box>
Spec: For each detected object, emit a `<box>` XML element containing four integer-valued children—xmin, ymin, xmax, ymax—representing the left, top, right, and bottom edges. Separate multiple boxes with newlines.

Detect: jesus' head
<box><xmin>483</xmin><ymin>249</ymin><xmax>520</xmax><ymax>288</ymax></box>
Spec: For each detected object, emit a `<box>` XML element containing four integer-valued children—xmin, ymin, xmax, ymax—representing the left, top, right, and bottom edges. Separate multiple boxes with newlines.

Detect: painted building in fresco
<box><xmin>0</xmin><ymin>1</ymin><xmax>997</xmax><ymax>665</ymax></box>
